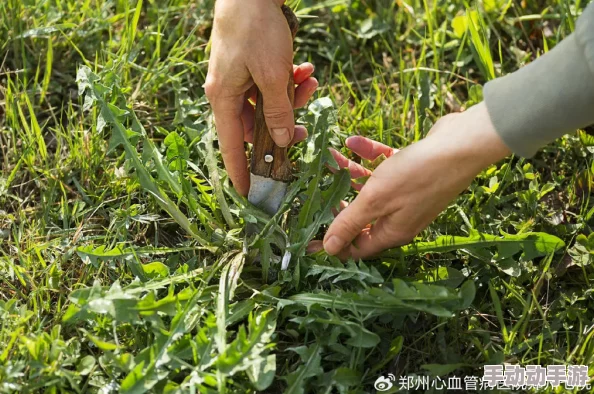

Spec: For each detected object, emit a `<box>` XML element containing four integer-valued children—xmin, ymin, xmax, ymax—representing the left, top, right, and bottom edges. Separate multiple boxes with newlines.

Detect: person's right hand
<box><xmin>204</xmin><ymin>0</ymin><xmax>318</xmax><ymax>196</ymax></box>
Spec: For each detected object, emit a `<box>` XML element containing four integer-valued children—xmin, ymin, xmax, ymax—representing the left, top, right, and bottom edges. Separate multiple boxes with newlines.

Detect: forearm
<box><xmin>484</xmin><ymin>3</ymin><xmax>594</xmax><ymax>157</ymax></box>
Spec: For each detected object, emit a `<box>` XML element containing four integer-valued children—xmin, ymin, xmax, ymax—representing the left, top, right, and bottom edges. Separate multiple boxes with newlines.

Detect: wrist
<box><xmin>215</xmin><ymin>0</ymin><xmax>284</xmax><ymax>24</ymax></box>
<box><xmin>217</xmin><ymin>0</ymin><xmax>283</xmax><ymax>5</ymax></box>
<box><xmin>466</xmin><ymin>102</ymin><xmax>511</xmax><ymax>167</ymax></box>
<box><xmin>425</xmin><ymin>102</ymin><xmax>512</xmax><ymax>181</ymax></box>
<box><xmin>452</xmin><ymin>102</ymin><xmax>512</xmax><ymax>173</ymax></box>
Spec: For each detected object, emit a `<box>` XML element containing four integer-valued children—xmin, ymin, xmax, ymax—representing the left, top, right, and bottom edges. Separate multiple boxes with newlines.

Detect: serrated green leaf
<box><xmin>290</xmin><ymin>169</ymin><xmax>351</xmax><ymax>258</ymax></box>
<box><xmin>344</xmin><ymin>323</ymin><xmax>380</xmax><ymax>348</ymax></box>
<box><xmin>307</xmin><ymin>260</ymin><xmax>383</xmax><ymax>284</ymax></box>
<box><xmin>284</xmin><ymin>343</ymin><xmax>323</xmax><ymax>394</ymax></box>
<box><xmin>388</xmin><ymin>232</ymin><xmax>564</xmax><ymax>260</ymax></box>
<box><xmin>289</xmin><ymin>279</ymin><xmax>475</xmax><ymax>318</ymax></box>
<box><xmin>246</xmin><ymin>354</ymin><xmax>276</xmax><ymax>391</ymax></box>
<box><xmin>216</xmin><ymin>309</ymin><xmax>277</xmax><ymax>376</ymax></box>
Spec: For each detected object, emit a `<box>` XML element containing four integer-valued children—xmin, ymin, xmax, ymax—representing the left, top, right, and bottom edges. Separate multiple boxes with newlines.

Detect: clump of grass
<box><xmin>1</xmin><ymin>0</ymin><xmax>593</xmax><ymax>393</ymax></box>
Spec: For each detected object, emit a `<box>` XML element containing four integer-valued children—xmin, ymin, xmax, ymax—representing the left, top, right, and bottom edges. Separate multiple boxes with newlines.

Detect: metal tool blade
<box><xmin>248</xmin><ymin>173</ymin><xmax>288</xmax><ymax>216</ymax></box>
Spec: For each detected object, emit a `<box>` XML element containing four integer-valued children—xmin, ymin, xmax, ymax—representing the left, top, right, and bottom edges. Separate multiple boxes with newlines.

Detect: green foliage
<box><xmin>307</xmin><ymin>259</ymin><xmax>383</xmax><ymax>284</ymax></box>
<box><xmin>288</xmin><ymin>279</ymin><xmax>475</xmax><ymax>318</ymax></box>
<box><xmin>284</xmin><ymin>344</ymin><xmax>322</xmax><ymax>394</ymax></box>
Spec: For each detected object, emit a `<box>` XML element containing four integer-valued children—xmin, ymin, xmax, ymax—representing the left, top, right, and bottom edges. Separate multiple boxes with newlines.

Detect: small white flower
<box><xmin>281</xmin><ymin>250</ymin><xmax>291</xmax><ymax>270</ymax></box>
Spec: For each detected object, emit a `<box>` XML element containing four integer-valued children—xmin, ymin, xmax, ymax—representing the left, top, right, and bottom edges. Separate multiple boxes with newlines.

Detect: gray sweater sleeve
<box><xmin>484</xmin><ymin>3</ymin><xmax>594</xmax><ymax>158</ymax></box>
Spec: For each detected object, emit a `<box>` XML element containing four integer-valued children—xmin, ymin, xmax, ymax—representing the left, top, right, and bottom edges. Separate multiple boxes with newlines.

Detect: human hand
<box><xmin>310</xmin><ymin>102</ymin><xmax>512</xmax><ymax>260</ymax></box>
<box><xmin>205</xmin><ymin>0</ymin><xmax>318</xmax><ymax>196</ymax></box>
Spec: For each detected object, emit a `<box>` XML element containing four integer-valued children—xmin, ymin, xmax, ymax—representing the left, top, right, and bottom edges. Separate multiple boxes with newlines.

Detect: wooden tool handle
<box><xmin>250</xmin><ymin>5</ymin><xmax>299</xmax><ymax>182</ymax></box>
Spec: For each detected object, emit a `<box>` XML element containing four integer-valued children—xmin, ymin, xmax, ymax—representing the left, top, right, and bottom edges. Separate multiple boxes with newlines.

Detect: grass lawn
<box><xmin>1</xmin><ymin>0</ymin><xmax>593</xmax><ymax>393</ymax></box>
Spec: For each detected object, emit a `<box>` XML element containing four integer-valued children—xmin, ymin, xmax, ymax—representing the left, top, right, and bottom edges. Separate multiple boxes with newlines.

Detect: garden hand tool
<box><xmin>247</xmin><ymin>5</ymin><xmax>299</xmax><ymax>217</ymax></box>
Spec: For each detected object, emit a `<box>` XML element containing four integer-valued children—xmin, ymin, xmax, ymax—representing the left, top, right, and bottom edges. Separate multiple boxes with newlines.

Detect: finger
<box><xmin>249</xmin><ymin>63</ymin><xmax>315</xmax><ymax>109</ymax></box>
<box><xmin>293</xmin><ymin>62</ymin><xmax>315</xmax><ymax>85</ymax></box>
<box><xmin>242</xmin><ymin>99</ymin><xmax>256</xmax><ymax>143</ymax></box>
<box><xmin>252</xmin><ymin>68</ymin><xmax>295</xmax><ymax>147</ymax></box>
<box><xmin>331</xmin><ymin>200</ymin><xmax>349</xmax><ymax>217</ymax></box>
<box><xmin>212</xmin><ymin>100</ymin><xmax>251</xmax><ymax>197</ymax></box>
<box><xmin>329</xmin><ymin>148</ymin><xmax>372</xmax><ymax>179</ymax></box>
<box><xmin>325</xmin><ymin>216</ymin><xmax>399</xmax><ymax>261</ymax></box>
<box><xmin>329</xmin><ymin>229</ymin><xmax>380</xmax><ymax>261</ymax></box>
<box><xmin>247</xmin><ymin>124</ymin><xmax>307</xmax><ymax>146</ymax></box>
<box><xmin>323</xmin><ymin>192</ymin><xmax>377</xmax><ymax>256</ymax></box>
<box><xmin>306</xmin><ymin>240</ymin><xmax>324</xmax><ymax>255</ymax></box>
<box><xmin>204</xmin><ymin>66</ymin><xmax>251</xmax><ymax>196</ymax></box>
<box><xmin>247</xmin><ymin>123</ymin><xmax>306</xmax><ymax>146</ymax></box>
<box><xmin>345</xmin><ymin>136</ymin><xmax>399</xmax><ymax>161</ymax></box>
<box><xmin>341</xmin><ymin>217</ymin><xmax>400</xmax><ymax>260</ymax></box>
<box><xmin>294</xmin><ymin>77</ymin><xmax>318</xmax><ymax>109</ymax></box>
<box><xmin>326</xmin><ymin>168</ymin><xmax>367</xmax><ymax>191</ymax></box>
<box><xmin>291</xmin><ymin>125</ymin><xmax>308</xmax><ymax>145</ymax></box>
<box><xmin>311</xmin><ymin>219</ymin><xmax>393</xmax><ymax>260</ymax></box>
<box><xmin>255</xmin><ymin>64</ymin><xmax>314</xmax><ymax>103</ymax></box>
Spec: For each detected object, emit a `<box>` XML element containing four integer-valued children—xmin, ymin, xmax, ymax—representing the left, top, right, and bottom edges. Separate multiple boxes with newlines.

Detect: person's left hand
<box><xmin>308</xmin><ymin>102</ymin><xmax>512</xmax><ymax>260</ymax></box>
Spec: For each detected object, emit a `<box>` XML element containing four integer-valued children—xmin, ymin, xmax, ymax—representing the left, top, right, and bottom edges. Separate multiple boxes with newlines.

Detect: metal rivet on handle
<box><xmin>264</xmin><ymin>154</ymin><xmax>273</xmax><ymax>163</ymax></box>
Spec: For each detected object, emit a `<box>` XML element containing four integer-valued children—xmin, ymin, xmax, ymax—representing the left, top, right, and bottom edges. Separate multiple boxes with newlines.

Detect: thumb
<box><xmin>323</xmin><ymin>193</ymin><xmax>377</xmax><ymax>256</ymax></box>
<box><xmin>258</xmin><ymin>74</ymin><xmax>295</xmax><ymax>147</ymax></box>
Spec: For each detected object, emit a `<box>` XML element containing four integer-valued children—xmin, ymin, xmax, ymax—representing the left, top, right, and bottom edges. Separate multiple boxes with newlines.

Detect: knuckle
<box><xmin>262</xmin><ymin>68</ymin><xmax>288</xmax><ymax>87</ymax></box>
<box><xmin>263</xmin><ymin>107</ymin><xmax>290</xmax><ymax>122</ymax></box>
<box><xmin>203</xmin><ymin>78</ymin><xmax>220</xmax><ymax>101</ymax></box>
<box><xmin>358</xmin><ymin>188</ymin><xmax>381</xmax><ymax>211</ymax></box>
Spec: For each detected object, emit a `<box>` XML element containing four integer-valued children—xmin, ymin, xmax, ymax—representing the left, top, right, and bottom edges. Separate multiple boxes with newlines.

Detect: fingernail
<box><xmin>324</xmin><ymin>235</ymin><xmax>345</xmax><ymax>256</ymax></box>
<box><xmin>272</xmin><ymin>128</ymin><xmax>291</xmax><ymax>147</ymax></box>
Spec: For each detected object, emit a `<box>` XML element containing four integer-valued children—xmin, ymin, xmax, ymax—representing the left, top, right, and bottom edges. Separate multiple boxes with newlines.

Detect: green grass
<box><xmin>1</xmin><ymin>0</ymin><xmax>594</xmax><ymax>393</ymax></box>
